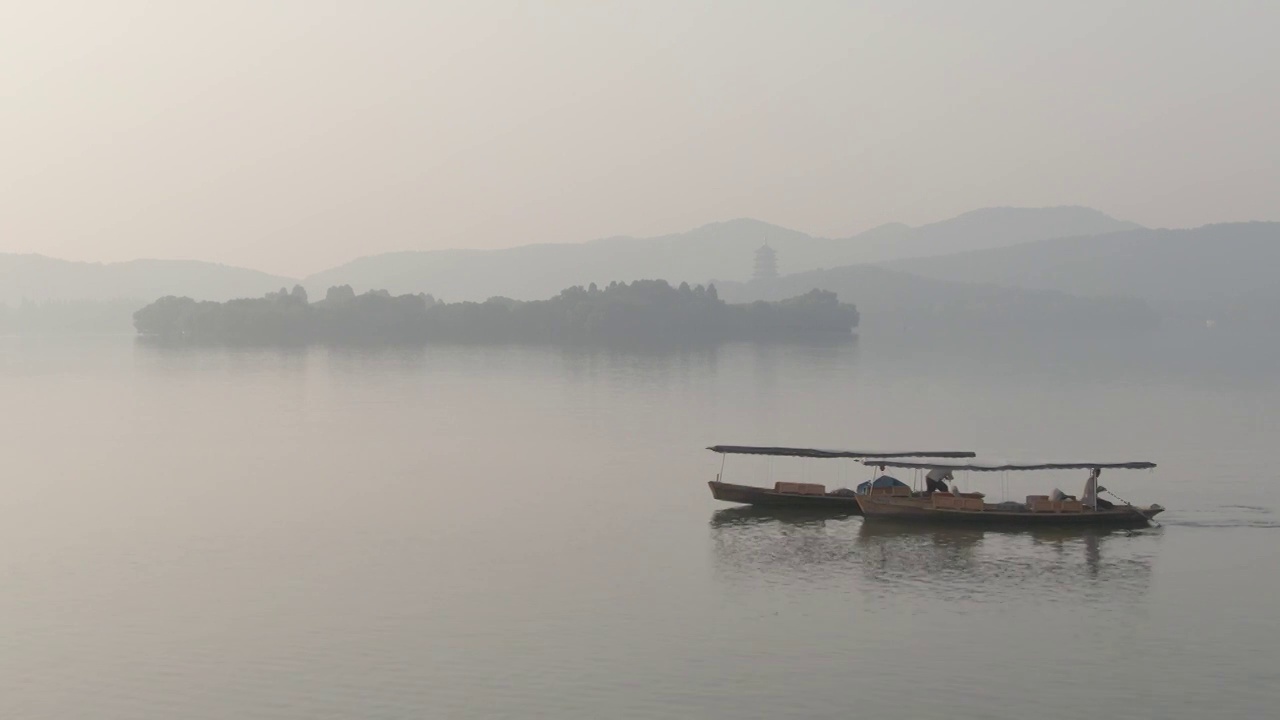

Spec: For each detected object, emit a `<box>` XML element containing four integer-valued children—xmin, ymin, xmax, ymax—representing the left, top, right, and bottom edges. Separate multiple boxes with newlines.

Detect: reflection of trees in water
<box><xmin>134</xmin><ymin>335</ymin><xmax>313</xmax><ymax>375</ymax></box>
<box><xmin>709</xmin><ymin>509</ymin><xmax>1157</xmax><ymax>604</ymax></box>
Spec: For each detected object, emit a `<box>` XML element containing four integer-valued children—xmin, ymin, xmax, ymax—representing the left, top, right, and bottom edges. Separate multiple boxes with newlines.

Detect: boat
<box><xmin>706</xmin><ymin>445</ymin><xmax>977</xmax><ymax>513</ymax></box>
<box><xmin>854</xmin><ymin>459</ymin><xmax>1164</xmax><ymax>528</ymax></box>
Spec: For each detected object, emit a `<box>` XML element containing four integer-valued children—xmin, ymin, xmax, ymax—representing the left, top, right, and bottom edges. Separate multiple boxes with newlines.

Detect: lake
<box><xmin>1</xmin><ymin>333</ymin><xmax>1277</xmax><ymax>719</ymax></box>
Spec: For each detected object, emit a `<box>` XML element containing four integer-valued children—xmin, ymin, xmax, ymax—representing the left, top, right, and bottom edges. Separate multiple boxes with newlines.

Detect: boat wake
<box><xmin>1161</xmin><ymin>505</ymin><xmax>1279</xmax><ymax>529</ymax></box>
<box><xmin>1164</xmin><ymin>519</ymin><xmax>1280</xmax><ymax>529</ymax></box>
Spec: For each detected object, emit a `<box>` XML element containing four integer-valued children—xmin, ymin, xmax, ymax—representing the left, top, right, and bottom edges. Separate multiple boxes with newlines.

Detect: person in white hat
<box><xmin>925</xmin><ymin>467</ymin><xmax>953</xmax><ymax>494</ymax></box>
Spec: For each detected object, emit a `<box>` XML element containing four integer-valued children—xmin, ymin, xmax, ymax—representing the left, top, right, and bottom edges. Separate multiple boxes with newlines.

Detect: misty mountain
<box><xmin>304</xmin><ymin>207</ymin><xmax>1138</xmax><ymax>301</ymax></box>
<box><xmin>0</xmin><ymin>254</ymin><xmax>296</xmax><ymax>305</ymax></box>
<box><xmin>840</xmin><ymin>206</ymin><xmax>1141</xmax><ymax>263</ymax></box>
<box><xmin>304</xmin><ymin>218</ymin><xmax>805</xmax><ymax>301</ymax></box>
<box><xmin>885</xmin><ymin>222</ymin><xmax>1280</xmax><ymax>324</ymax></box>
<box><xmin>715</xmin><ymin>265</ymin><xmax>1158</xmax><ymax>337</ymax></box>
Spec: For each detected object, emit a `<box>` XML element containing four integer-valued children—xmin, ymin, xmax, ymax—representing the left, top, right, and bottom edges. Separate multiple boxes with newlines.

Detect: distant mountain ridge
<box><xmin>0</xmin><ymin>254</ymin><xmax>296</xmax><ymax>305</ymax></box>
<box><xmin>303</xmin><ymin>206</ymin><xmax>1139</xmax><ymax>301</ymax></box>
<box><xmin>715</xmin><ymin>265</ymin><xmax>1158</xmax><ymax>338</ymax></box>
<box><xmin>840</xmin><ymin>206</ymin><xmax>1142</xmax><ymax>264</ymax></box>
<box><xmin>3</xmin><ymin>207</ymin><xmax>1136</xmax><ymax>306</ymax></box>
<box><xmin>885</xmin><ymin>221</ymin><xmax>1280</xmax><ymax>323</ymax></box>
<box><xmin>10</xmin><ymin>207</ymin><xmax>1273</xmax><ymax>338</ymax></box>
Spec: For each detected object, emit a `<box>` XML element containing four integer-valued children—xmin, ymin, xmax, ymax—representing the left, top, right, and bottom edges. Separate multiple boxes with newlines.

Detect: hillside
<box><xmin>0</xmin><ymin>254</ymin><xmax>297</xmax><ymax>305</ymax></box>
<box><xmin>844</xmin><ymin>206</ymin><xmax>1141</xmax><ymax>264</ymax></box>
<box><xmin>885</xmin><ymin>222</ymin><xmax>1280</xmax><ymax>324</ymax></box>
<box><xmin>304</xmin><ymin>207</ymin><xmax>1138</xmax><ymax>301</ymax></box>
<box><xmin>715</xmin><ymin>265</ymin><xmax>1158</xmax><ymax>338</ymax></box>
<box><xmin>304</xmin><ymin>219</ymin><xmax>810</xmax><ymax>303</ymax></box>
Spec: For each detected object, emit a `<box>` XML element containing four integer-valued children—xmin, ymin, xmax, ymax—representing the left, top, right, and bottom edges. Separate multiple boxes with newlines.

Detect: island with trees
<box><xmin>132</xmin><ymin>280</ymin><xmax>858</xmax><ymax>345</ymax></box>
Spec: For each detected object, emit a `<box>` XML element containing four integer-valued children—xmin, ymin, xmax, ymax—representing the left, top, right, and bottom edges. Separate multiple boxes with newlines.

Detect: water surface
<box><xmin>1</xmin><ymin>335</ymin><xmax>1276</xmax><ymax>719</ymax></box>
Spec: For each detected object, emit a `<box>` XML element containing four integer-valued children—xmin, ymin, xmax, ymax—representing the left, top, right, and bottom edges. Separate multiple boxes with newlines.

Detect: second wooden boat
<box><xmin>706</xmin><ymin>445</ymin><xmax>976</xmax><ymax>513</ymax></box>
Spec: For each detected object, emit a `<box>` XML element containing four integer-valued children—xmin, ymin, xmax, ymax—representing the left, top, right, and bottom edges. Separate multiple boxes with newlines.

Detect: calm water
<box><xmin>1</xmin><ymin>334</ymin><xmax>1277</xmax><ymax>719</ymax></box>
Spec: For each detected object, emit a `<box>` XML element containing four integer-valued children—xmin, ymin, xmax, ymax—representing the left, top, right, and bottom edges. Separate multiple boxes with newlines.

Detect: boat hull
<box><xmin>854</xmin><ymin>495</ymin><xmax>1164</xmax><ymax>529</ymax></box>
<box><xmin>708</xmin><ymin>481</ymin><xmax>864</xmax><ymax>513</ymax></box>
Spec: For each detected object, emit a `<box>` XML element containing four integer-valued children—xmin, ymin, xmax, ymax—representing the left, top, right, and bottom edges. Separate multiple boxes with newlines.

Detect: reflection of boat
<box><xmin>706</xmin><ymin>445</ymin><xmax>976</xmax><ymax>513</ymax></box>
<box><xmin>855</xmin><ymin>459</ymin><xmax>1164</xmax><ymax>529</ymax></box>
<box><xmin>854</xmin><ymin>517</ymin><xmax>1131</xmax><ymax>545</ymax></box>
<box><xmin>849</xmin><ymin>520</ymin><xmax>1156</xmax><ymax>595</ymax></box>
<box><xmin>709</xmin><ymin>508</ymin><xmax>1156</xmax><ymax>601</ymax></box>
<box><xmin>710</xmin><ymin>505</ymin><xmax>858</xmax><ymax>527</ymax></box>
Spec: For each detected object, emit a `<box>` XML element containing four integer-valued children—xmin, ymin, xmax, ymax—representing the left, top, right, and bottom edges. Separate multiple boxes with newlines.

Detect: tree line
<box><xmin>132</xmin><ymin>280</ymin><xmax>859</xmax><ymax>345</ymax></box>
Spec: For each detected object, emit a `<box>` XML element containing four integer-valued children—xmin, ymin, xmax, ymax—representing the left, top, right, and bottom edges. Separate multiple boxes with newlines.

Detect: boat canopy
<box><xmin>707</xmin><ymin>446</ymin><xmax>976</xmax><ymax>459</ymax></box>
<box><xmin>860</xmin><ymin>459</ymin><xmax>1156</xmax><ymax>471</ymax></box>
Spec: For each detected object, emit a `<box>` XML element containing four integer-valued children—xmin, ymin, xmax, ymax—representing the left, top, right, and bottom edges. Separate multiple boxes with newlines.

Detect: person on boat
<box><xmin>925</xmin><ymin>467</ymin><xmax>953</xmax><ymax>494</ymax></box>
<box><xmin>1082</xmin><ymin>469</ymin><xmax>1115</xmax><ymax>510</ymax></box>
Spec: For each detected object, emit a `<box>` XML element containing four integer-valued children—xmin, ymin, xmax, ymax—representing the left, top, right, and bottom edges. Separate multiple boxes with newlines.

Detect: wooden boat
<box><xmin>706</xmin><ymin>445</ymin><xmax>976</xmax><ymax>513</ymax></box>
<box><xmin>854</xmin><ymin>459</ymin><xmax>1164</xmax><ymax>528</ymax></box>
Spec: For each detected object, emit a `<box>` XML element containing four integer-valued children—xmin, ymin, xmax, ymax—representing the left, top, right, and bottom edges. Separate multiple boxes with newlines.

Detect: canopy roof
<box><xmin>707</xmin><ymin>446</ymin><xmax>976</xmax><ymax>459</ymax></box>
<box><xmin>860</xmin><ymin>459</ymin><xmax>1156</xmax><ymax>471</ymax></box>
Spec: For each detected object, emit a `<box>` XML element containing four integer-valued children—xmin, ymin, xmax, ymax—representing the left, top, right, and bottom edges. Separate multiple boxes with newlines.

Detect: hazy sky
<box><xmin>3</xmin><ymin>1</ymin><xmax>1277</xmax><ymax>276</ymax></box>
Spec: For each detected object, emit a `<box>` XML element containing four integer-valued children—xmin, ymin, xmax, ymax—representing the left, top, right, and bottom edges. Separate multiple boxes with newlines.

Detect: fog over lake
<box><xmin>2</xmin><ymin>333</ymin><xmax>1276</xmax><ymax>719</ymax></box>
<box><xmin>6</xmin><ymin>2</ymin><xmax>1279</xmax><ymax>716</ymax></box>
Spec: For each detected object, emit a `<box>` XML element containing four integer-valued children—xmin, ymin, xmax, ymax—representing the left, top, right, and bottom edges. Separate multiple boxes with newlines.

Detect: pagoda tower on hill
<box><xmin>753</xmin><ymin>244</ymin><xmax>778</xmax><ymax>281</ymax></box>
